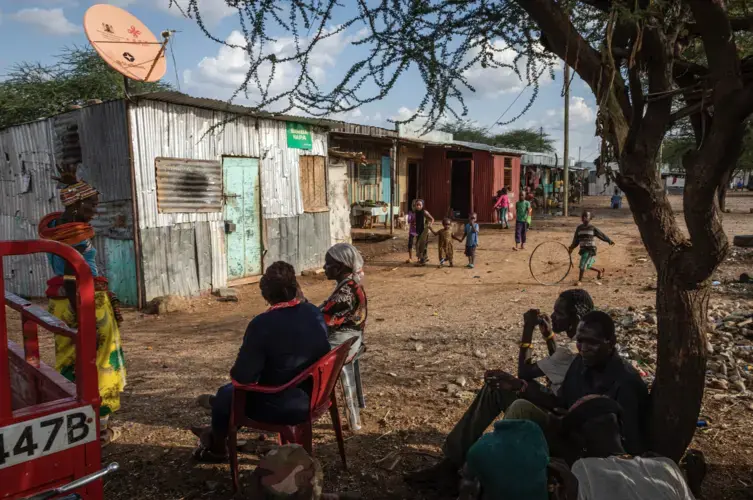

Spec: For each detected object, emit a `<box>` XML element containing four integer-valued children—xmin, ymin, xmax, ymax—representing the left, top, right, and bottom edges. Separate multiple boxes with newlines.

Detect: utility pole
<box><xmin>563</xmin><ymin>63</ymin><xmax>570</xmax><ymax>217</ymax></box>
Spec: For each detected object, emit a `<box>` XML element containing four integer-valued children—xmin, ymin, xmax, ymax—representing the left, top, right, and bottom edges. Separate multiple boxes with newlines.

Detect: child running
<box><xmin>493</xmin><ymin>188</ymin><xmax>510</xmax><ymax>229</ymax></box>
<box><xmin>406</xmin><ymin>202</ymin><xmax>417</xmax><ymax>263</ymax></box>
<box><xmin>513</xmin><ymin>196</ymin><xmax>531</xmax><ymax>250</ymax></box>
<box><xmin>568</xmin><ymin>210</ymin><xmax>615</xmax><ymax>285</ymax></box>
<box><xmin>455</xmin><ymin>213</ymin><xmax>479</xmax><ymax>268</ymax></box>
<box><xmin>429</xmin><ymin>218</ymin><xmax>455</xmax><ymax>267</ymax></box>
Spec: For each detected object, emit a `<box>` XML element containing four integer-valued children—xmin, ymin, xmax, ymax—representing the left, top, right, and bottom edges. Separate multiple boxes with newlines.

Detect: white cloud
<box><xmin>12</xmin><ymin>8</ymin><xmax>81</xmax><ymax>36</ymax></box>
<box><xmin>462</xmin><ymin>40</ymin><xmax>555</xmax><ymax>99</ymax></box>
<box><xmin>351</xmin><ymin>108</ymin><xmax>363</xmax><ymax>118</ymax></box>
<box><xmin>184</xmin><ymin>27</ymin><xmax>357</xmax><ymax>108</ymax></box>
<box><xmin>159</xmin><ymin>0</ymin><xmax>235</xmax><ymax>26</ymax></box>
<box><xmin>545</xmin><ymin>96</ymin><xmax>595</xmax><ymax>127</ymax></box>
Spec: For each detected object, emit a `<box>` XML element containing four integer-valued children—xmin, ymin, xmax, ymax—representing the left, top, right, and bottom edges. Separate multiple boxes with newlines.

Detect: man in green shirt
<box><xmin>513</xmin><ymin>197</ymin><xmax>531</xmax><ymax>250</ymax></box>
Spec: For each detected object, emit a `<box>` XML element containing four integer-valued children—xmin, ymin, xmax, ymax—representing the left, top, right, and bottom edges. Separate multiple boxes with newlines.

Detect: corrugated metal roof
<box><xmin>133</xmin><ymin>91</ymin><xmax>338</xmax><ymax>129</ymax></box>
<box><xmin>452</xmin><ymin>140</ymin><xmax>526</xmax><ymax>156</ymax></box>
<box><xmin>522</xmin><ymin>152</ymin><xmax>557</xmax><ymax>166</ymax></box>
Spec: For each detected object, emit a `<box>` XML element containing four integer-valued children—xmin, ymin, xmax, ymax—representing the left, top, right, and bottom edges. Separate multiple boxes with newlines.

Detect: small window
<box><xmin>155</xmin><ymin>158</ymin><xmax>222</xmax><ymax>213</ymax></box>
<box><xmin>299</xmin><ymin>155</ymin><xmax>328</xmax><ymax>212</ymax></box>
<box><xmin>503</xmin><ymin>157</ymin><xmax>513</xmax><ymax>186</ymax></box>
<box><xmin>358</xmin><ymin>163</ymin><xmax>379</xmax><ymax>185</ymax></box>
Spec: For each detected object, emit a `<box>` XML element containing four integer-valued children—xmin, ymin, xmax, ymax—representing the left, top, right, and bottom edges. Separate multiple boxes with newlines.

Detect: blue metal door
<box><xmin>381</xmin><ymin>156</ymin><xmax>391</xmax><ymax>221</ymax></box>
<box><xmin>223</xmin><ymin>157</ymin><xmax>262</xmax><ymax>280</ymax></box>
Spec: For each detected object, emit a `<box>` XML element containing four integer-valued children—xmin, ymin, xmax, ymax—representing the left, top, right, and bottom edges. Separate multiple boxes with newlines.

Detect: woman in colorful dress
<box><xmin>321</xmin><ymin>243</ymin><xmax>368</xmax><ymax>430</ymax></box>
<box><xmin>38</xmin><ymin>165</ymin><xmax>126</xmax><ymax>445</ymax></box>
<box><xmin>321</xmin><ymin>243</ymin><xmax>368</xmax><ymax>358</ymax></box>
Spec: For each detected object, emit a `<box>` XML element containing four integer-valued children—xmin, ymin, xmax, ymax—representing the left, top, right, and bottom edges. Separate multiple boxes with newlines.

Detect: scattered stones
<box><xmin>145</xmin><ymin>295</ymin><xmax>190</xmax><ymax>315</ymax></box>
<box><xmin>708</xmin><ymin>379</ymin><xmax>729</xmax><ymax>391</ymax></box>
<box><xmin>473</xmin><ymin>350</ymin><xmax>487</xmax><ymax>359</ymax></box>
<box><xmin>455</xmin><ymin>376</ymin><xmax>468</xmax><ymax>387</ymax></box>
<box><xmin>213</xmin><ymin>287</ymin><xmax>239</xmax><ymax>298</ymax></box>
<box><xmin>610</xmin><ymin>299</ymin><xmax>753</xmax><ymax>395</ymax></box>
<box><xmin>443</xmin><ymin>383</ymin><xmax>461</xmax><ymax>396</ymax></box>
<box><xmin>414</xmin><ymin>343</ymin><xmax>424</xmax><ymax>352</ymax></box>
<box><xmin>301</xmin><ymin>268</ymin><xmax>324</xmax><ymax>276</ymax></box>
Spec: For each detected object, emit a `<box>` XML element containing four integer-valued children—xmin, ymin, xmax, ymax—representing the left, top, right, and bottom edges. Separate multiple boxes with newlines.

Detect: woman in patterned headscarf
<box><xmin>38</xmin><ymin>164</ymin><xmax>127</xmax><ymax>446</ymax></box>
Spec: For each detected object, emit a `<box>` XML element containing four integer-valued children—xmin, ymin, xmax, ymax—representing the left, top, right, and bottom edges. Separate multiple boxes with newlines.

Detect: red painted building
<box><xmin>417</xmin><ymin>142</ymin><xmax>522</xmax><ymax>223</ymax></box>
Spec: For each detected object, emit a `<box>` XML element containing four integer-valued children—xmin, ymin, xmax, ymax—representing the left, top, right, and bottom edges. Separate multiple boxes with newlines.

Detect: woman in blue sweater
<box><xmin>191</xmin><ymin>261</ymin><xmax>330</xmax><ymax>462</ymax></box>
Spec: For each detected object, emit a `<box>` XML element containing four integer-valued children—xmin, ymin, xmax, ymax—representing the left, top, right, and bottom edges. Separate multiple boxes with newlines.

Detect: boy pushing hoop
<box><xmin>568</xmin><ymin>210</ymin><xmax>614</xmax><ymax>285</ymax></box>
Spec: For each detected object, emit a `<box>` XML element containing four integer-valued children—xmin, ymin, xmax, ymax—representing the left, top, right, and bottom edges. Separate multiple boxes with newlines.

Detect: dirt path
<box><xmin>5</xmin><ymin>194</ymin><xmax>753</xmax><ymax>499</ymax></box>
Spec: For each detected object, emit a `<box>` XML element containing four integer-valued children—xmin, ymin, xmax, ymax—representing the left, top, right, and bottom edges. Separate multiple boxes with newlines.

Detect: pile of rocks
<box><xmin>606</xmin><ymin>301</ymin><xmax>753</xmax><ymax>397</ymax></box>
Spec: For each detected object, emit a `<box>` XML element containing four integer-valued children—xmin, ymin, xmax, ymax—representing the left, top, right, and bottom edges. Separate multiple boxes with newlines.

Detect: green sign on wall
<box><xmin>286</xmin><ymin>122</ymin><xmax>313</xmax><ymax>150</ymax></box>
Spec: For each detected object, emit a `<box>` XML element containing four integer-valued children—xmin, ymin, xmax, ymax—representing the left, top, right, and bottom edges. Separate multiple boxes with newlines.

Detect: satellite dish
<box><xmin>84</xmin><ymin>4</ymin><xmax>168</xmax><ymax>83</ymax></box>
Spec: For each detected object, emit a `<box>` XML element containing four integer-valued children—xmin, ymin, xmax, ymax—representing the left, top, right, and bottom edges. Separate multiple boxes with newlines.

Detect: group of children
<box><xmin>406</xmin><ymin>193</ymin><xmax>615</xmax><ymax>284</ymax></box>
<box><xmin>406</xmin><ymin>199</ymin><xmax>480</xmax><ymax>268</ymax></box>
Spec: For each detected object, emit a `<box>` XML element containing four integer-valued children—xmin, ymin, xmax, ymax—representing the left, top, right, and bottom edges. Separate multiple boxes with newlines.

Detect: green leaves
<box><xmin>0</xmin><ymin>47</ymin><xmax>171</xmax><ymax>129</ymax></box>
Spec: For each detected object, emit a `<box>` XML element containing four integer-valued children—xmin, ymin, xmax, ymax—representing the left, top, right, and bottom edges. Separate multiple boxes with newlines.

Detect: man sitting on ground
<box><xmin>407</xmin><ymin>310</ymin><xmax>650</xmax><ymax>490</ymax></box>
<box><xmin>550</xmin><ymin>395</ymin><xmax>694</xmax><ymax>499</ymax></box>
<box><xmin>406</xmin><ymin>289</ymin><xmax>595</xmax><ymax>486</ymax></box>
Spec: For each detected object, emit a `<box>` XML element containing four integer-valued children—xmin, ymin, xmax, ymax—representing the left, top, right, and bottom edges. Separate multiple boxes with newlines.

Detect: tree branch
<box><xmin>521</xmin><ymin>0</ymin><xmax>632</xmax><ymax>151</ymax></box>
<box><xmin>686</xmin><ymin>0</ymin><xmax>743</xmax><ymax>99</ymax></box>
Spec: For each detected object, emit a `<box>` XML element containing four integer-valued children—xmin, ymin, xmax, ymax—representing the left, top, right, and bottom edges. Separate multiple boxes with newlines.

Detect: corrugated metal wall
<box><xmin>265</xmin><ymin>212</ymin><xmax>331</xmax><ymax>274</ymax></box>
<box><xmin>418</xmin><ymin>146</ymin><xmax>452</xmax><ymax>220</ymax></box>
<box><xmin>0</xmin><ymin>102</ymin><xmax>136</xmax><ymax>303</ymax></box>
<box><xmin>258</xmin><ymin>119</ymin><xmax>327</xmax><ymax>218</ymax></box>
<box><xmin>128</xmin><ymin>99</ymin><xmax>333</xmax><ymax>301</ymax></box>
<box><xmin>472</xmin><ymin>151</ymin><xmax>495</xmax><ymax>222</ymax></box>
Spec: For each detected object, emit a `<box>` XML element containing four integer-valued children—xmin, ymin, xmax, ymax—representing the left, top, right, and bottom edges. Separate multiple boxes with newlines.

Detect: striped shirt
<box><xmin>571</xmin><ymin>223</ymin><xmax>612</xmax><ymax>253</ymax></box>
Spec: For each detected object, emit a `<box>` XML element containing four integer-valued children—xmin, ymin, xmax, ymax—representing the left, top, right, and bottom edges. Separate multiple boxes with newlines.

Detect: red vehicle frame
<box><xmin>0</xmin><ymin>240</ymin><xmax>102</xmax><ymax>499</ymax></box>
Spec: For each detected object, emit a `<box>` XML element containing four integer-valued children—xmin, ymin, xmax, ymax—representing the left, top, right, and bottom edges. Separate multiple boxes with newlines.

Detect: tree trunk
<box><xmin>617</xmin><ymin>151</ymin><xmax>710</xmax><ymax>462</ymax></box>
<box><xmin>650</xmin><ymin>265</ymin><xmax>709</xmax><ymax>461</ymax></box>
<box><xmin>718</xmin><ymin>169</ymin><xmax>731</xmax><ymax>212</ymax></box>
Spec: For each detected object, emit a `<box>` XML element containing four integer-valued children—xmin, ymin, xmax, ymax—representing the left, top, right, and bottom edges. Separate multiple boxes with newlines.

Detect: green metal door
<box><xmin>223</xmin><ymin>157</ymin><xmax>262</xmax><ymax>280</ymax></box>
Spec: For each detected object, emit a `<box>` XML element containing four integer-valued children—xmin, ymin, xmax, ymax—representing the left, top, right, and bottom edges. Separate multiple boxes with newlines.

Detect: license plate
<box><xmin>0</xmin><ymin>406</ymin><xmax>97</xmax><ymax>470</ymax></box>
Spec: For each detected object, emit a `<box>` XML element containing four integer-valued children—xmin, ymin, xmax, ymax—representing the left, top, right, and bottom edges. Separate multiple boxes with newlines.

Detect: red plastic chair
<box><xmin>228</xmin><ymin>338</ymin><xmax>356</xmax><ymax>492</ymax></box>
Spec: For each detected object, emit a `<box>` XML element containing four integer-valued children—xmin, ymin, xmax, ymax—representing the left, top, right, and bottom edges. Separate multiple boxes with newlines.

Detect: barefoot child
<box><xmin>455</xmin><ymin>213</ymin><xmax>479</xmax><ymax>268</ymax></box>
<box><xmin>568</xmin><ymin>210</ymin><xmax>615</xmax><ymax>285</ymax></box>
<box><xmin>513</xmin><ymin>196</ymin><xmax>531</xmax><ymax>250</ymax></box>
<box><xmin>429</xmin><ymin>218</ymin><xmax>455</xmax><ymax>267</ymax></box>
<box><xmin>493</xmin><ymin>188</ymin><xmax>510</xmax><ymax>229</ymax></box>
<box><xmin>414</xmin><ymin>199</ymin><xmax>435</xmax><ymax>265</ymax></box>
<box><xmin>406</xmin><ymin>202</ymin><xmax>417</xmax><ymax>263</ymax></box>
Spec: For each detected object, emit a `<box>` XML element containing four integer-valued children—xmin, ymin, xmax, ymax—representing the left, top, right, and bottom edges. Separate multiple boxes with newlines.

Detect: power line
<box><xmin>482</xmin><ymin>85</ymin><xmax>529</xmax><ymax>134</ymax></box>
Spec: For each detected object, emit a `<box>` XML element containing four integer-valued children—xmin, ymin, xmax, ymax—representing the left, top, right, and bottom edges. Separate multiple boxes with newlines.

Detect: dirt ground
<box><xmin>6</xmin><ymin>194</ymin><xmax>753</xmax><ymax>499</ymax></box>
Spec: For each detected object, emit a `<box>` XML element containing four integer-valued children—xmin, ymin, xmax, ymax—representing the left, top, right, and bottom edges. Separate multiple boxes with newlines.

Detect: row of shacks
<box><xmin>0</xmin><ymin>92</ymin><xmax>525</xmax><ymax>308</ymax></box>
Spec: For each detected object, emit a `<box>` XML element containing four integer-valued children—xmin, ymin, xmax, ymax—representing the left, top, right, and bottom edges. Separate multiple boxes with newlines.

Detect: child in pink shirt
<box><xmin>493</xmin><ymin>188</ymin><xmax>510</xmax><ymax>229</ymax></box>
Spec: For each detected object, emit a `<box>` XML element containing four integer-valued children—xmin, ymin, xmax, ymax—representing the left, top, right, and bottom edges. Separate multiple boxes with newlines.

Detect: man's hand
<box><xmin>484</xmin><ymin>370</ymin><xmax>525</xmax><ymax>392</ymax></box>
<box><xmin>538</xmin><ymin>313</ymin><xmax>553</xmax><ymax>338</ymax></box>
<box><xmin>523</xmin><ymin>308</ymin><xmax>541</xmax><ymax>328</ymax></box>
<box><xmin>568</xmin><ymin>246</ymin><xmax>576</xmax><ymax>254</ymax></box>
<box><xmin>609</xmin><ymin>241</ymin><xmax>615</xmax><ymax>246</ymax></box>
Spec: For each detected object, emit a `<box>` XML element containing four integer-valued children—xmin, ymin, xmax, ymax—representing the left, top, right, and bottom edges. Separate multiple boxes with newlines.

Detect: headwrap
<box><xmin>38</xmin><ymin>212</ymin><xmax>95</xmax><ymax>246</ymax></box>
<box><xmin>326</xmin><ymin>243</ymin><xmax>364</xmax><ymax>283</ymax></box>
<box><xmin>562</xmin><ymin>395</ymin><xmax>623</xmax><ymax>433</ymax></box>
<box><xmin>60</xmin><ymin>181</ymin><xmax>98</xmax><ymax>207</ymax></box>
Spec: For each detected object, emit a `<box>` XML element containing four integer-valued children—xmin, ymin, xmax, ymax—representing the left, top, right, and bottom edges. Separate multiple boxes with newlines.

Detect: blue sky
<box><xmin>0</xmin><ymin>0</ymin><xmax>601</xmax><ymax>162</ymax></box>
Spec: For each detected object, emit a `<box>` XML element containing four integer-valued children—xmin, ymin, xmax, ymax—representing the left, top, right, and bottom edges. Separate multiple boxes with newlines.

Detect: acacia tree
<box><xmin>179</xmin><ymin>0</ymin><xmax>753</xmax><ymax>460</ymax></box>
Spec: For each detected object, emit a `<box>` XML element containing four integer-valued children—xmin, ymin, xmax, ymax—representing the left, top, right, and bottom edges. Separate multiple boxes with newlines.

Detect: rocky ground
<box><xmin>5</xmin><ymin>194</ymin><xmax>753</xmax><ymax>499</ymax></box>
